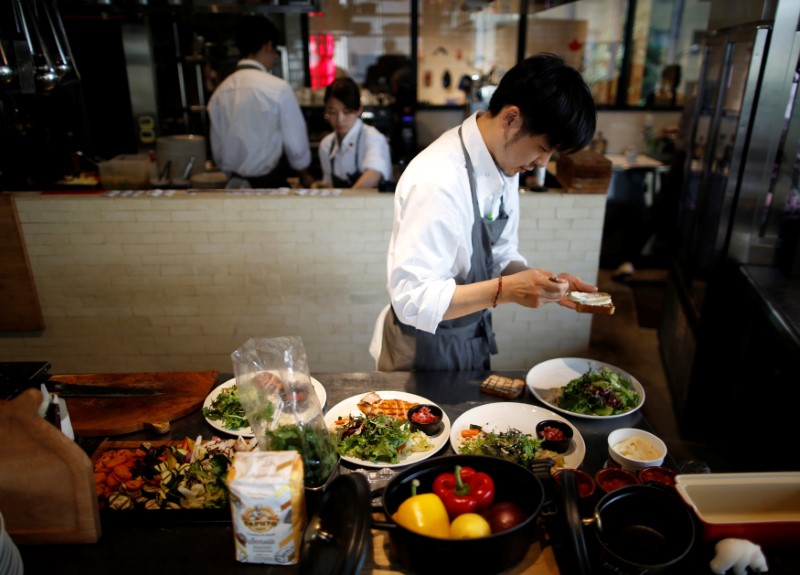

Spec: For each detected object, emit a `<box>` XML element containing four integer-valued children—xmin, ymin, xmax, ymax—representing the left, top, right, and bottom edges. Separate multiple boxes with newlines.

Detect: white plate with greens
<box><xmin>449</xmin><ymin>402</ymin><xmax>585</xmax><ymax>469</ymax></box>
<box><xmin>203</xmin><ymin>375</ymin><xmax>327</xmax><ymax>437</ymax></box>
<box><xmin>324</xmin><ymin>391</ymin><xmax>450</xmax><ymax>468</ymax></box>
<box><xmin>526</xmin><ymin>357</ymin><xmax>645</xmax><ymax>419</ymax></box>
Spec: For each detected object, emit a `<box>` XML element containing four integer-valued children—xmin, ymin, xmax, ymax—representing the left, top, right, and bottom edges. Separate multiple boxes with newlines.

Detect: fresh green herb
<box><xmin>265</xmin><ymin>423</ymin><xmax>339</xmax><ymax>488</ymax></box>
<box><xmin>555</xmin><ymin>366</ymin><xmax>640</xmax><ymax>416</ymax></box>
<box><xmin>202</xmin><ymin>385</ymin><xmax>249</xmax><ymax>430</ymax></box>
<box><xmin>331</xmin><ymin>414</ymin><xmax>414</xmax><ymax>464</ymax></box>
<box><xmin>457</xmin><ymin>427</ymin><xmax>547</xmax><ymax>469</ymax></box>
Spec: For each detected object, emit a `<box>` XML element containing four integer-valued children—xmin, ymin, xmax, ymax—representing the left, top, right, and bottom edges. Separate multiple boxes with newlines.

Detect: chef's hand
<box><xmin>553</xmin><ymin>273</ymin><xmax>598</xmax><ymax>311</ymax></box>
<box><xmin>299</xmin><ymin>169</ymin><xmax>315</xmax><ymax>189</ymax></box>
<box><xmin>505</xmin><ymin>269</ymin><xmax>572</xmax><ymax>308</ymax></box>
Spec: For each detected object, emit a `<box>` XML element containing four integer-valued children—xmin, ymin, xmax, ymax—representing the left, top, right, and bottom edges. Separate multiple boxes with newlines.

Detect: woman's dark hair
<box><xmin>235</xmin><ymin>15</ymin><xmax>281</xmax><ymax>58</ymax></box>
<box><xmin>324</xmin><ymin>77</ymin><xmax>362</xmax><ymax>111</ymax></box>
<box><xmin>488</xmin><ymin>53</ymin><xmax>597</xmax><ymax>154</ymax></box>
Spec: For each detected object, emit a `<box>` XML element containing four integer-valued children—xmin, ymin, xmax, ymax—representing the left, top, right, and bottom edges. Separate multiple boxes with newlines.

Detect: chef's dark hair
<box><xmin>324</xmin><ymin>77</ymin><xmax>362</xmax><ymax>111</ymax></box>
<box><xmin>488</xmin><ymin>53</ymin><xmax>596</xmax><ymax>154</ymax></box>
<box><xmin>236</xmin><ymin>15</ymin><xmax>281</xmax><ymax>58</ymax></box>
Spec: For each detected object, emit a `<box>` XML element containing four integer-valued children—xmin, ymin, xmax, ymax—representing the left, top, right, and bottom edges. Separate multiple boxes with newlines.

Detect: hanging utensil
<box><xmin>44</xmin><ymin>0</ymin><xmax>78</xmax><ymax>80</ymax></box>
<box><xmin>41</xmin><ymin>0</ymin><xmax>71</xmax><ymax>78</ymax></box>
<box><xmin>16</xmin><ymin>0</ymin><xmax>57</xmax><ymax>91</ymax></box>
<box><xmin>11</xmin><ymin>0</ymin><xmax>35</xmax><ymax>93</ymax></box>
<box><xmin>0</xmin><ymin>40</ymin><xmax>14</xmax><ymax>83</ymax></box>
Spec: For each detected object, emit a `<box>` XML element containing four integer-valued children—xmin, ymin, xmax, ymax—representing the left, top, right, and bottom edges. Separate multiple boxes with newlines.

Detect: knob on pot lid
<box><xmin>299</xmin><ymin>473</ymin><xmax>371</xmax><ymax>575</ymax></box>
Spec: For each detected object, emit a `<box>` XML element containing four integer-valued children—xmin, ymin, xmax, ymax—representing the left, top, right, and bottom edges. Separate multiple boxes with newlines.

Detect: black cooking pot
<box><xmin>560</xmin><ymin>470</ymin><xmax>695</xmax><ymax>575</ymax></box>
<box><xmin>300</xmin><ymin>454</ymin><xmax>546</xmax><ymax>575</ymax></box>
<box><xmin>375</xmin><ymin>454</ymin><xmax>545</xmax><ymax>575</ymax></box>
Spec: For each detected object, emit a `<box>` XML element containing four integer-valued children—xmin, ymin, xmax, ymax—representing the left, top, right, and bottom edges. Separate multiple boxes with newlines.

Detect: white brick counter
<box><xmin>3</xmin><ymin>189</ymin><xmax>606</xmax><ymax>374</ymax></box>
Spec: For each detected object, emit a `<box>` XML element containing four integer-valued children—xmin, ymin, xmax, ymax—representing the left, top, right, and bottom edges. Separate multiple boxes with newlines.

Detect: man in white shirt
<box><xmin>378</xmin><ymin>53</ymin><xmax>599</xmax><ymax>371</ymax></box>
<box><xmin>208</xmin><ymin>16</ymin><xmax>313</xmax><ymax>189</ymax></box>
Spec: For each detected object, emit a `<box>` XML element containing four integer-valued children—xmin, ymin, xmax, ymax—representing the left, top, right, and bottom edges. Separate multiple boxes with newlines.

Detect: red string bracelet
<box><xmin>493</xmin><ymin>275</ymin><xmax>503</xmax><ymax>308</ymax></box>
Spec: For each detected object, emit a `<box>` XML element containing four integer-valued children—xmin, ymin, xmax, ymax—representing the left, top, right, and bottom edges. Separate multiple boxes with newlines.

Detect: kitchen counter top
<box><xmin>15</xmin><ymin>371</ymin><xmax>800</xmax><ymax>574</ymax></box>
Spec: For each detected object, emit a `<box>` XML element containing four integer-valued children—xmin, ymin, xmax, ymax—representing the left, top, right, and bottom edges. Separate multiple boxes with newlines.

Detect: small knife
<box><xmin>45</xmin><ymin>381</ymin><xmax>164</xmax><ymax>397</ymax></box>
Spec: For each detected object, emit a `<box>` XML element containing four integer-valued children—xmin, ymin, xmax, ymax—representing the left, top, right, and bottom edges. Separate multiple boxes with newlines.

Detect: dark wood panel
<box><xmin>0</xmin><ymin>194</ymin><xmax>44</xmax><ymax>332</ymax></box>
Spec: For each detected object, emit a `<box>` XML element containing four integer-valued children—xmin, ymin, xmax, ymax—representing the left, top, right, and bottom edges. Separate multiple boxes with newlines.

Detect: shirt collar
<box><xmin>237</xmin><ymin>58</ymin><xmax>268</xmax><ymax>72</ymax></box>
<box><xmin>462</xmin><ymin>112</ymin><xmax>516</xmax><ymax>194</ymax></box>
<box><xmin>331</xmin><ymin>118</ymin><xmax>364</xmax><ymax>155</ymax></box>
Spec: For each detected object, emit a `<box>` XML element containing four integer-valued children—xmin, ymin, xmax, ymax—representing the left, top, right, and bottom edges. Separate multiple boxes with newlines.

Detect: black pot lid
<box><xmin>299</xmin><ymin>472</ymin><xmax>372</xmax><ymax>575</ymax></box>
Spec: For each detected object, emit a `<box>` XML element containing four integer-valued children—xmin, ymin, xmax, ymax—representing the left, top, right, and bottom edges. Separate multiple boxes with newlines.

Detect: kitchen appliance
<box><xmin>660</xmin><ymin>0</ymin><xmax>800</xmax><ymax>446</ymax></box>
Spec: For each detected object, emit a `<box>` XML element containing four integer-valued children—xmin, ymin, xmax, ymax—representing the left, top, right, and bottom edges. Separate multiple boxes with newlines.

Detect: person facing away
<box><xmin>377</xmin><ymin>53</ymin><xmax>599</xmax><ymax>371</ymax></box>
<box><xmin>208</xmin><ymin>15</ymin><xmax>314</xmax><ymax>189</ymax></box>
<box><xmin>318</xmin><ymin>77</ymin><xmax>393</xmax><ymax>189</ymax></box>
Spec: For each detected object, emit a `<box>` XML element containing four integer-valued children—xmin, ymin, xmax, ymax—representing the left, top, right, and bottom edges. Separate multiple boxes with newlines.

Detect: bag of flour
<box><xmin>226</xmin><ymin>451</ymin><xmax>306</xmax><ymax>564</ymax></box>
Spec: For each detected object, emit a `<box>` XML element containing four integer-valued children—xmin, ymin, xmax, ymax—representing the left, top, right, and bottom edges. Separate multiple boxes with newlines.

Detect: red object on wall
<box><xmin>310</xmin><ymin>34</ymin><xmax>336</xmax><ymax>90</ymax></box>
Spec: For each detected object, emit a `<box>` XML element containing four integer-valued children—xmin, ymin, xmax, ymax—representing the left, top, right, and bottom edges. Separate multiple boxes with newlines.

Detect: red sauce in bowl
<box><xmin>411</xmin><ymin>406</ymin><xmax>439</xmax><ymax>424</ymax></box>
<box><xmin>541</xmin><ymin>426</ymin><xmax>565</xmax><ymax>441</ymax></box>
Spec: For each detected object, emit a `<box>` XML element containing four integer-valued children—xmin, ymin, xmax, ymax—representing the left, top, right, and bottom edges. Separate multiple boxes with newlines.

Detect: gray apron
<box><xmin>329</xmin><ymin>124</ymin><xmax>365</xmax><ymax>188</ymax></box>
<box><xmin>379</xmin><ymin>126</ymin><xmax>509</xmax><ymax>371</ymax></box>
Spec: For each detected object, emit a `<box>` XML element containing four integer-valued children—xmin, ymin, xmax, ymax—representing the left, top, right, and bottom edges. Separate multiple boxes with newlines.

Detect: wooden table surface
<box><xmin>15</xmin><ymin>371</ymin><xmax>800</xmax><ymax>575</ymax></box>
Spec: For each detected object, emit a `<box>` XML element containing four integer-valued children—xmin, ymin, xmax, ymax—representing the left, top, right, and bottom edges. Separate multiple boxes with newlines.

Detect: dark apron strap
<box><xmin>330</xmin><ymin>125</ymin><xmax>365</xmax><ymax>188</ymax></box>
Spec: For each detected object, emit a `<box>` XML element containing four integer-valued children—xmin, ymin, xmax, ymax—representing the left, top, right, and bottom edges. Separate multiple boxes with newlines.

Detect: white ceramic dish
<box><xmin>607</xmin><ymin>427</ymin><xmax>666</xmax><ymax>469</ymax></box>
<box><xmin>324</xmin><ymin>391</ymin><xmax>450</xmax><ymax>468</ymax></box>
<box><xmin>449</xmin><ymin>402</ymin><xmax>585</xmax><ymax>469</ymax></box>
<box><xmin>526</xmin><ymin>357</ymin><xmax>645</xmax><ymax>419</ymax></box>
<box><xmin>203</xmin><ymin>375</ymin><xmax>327</xmax><ymax>437</ymax></box>
<box><xmin>674</xmin><ymin>472</ymin><xmax>800</xmax><ymax>548</ymax></box>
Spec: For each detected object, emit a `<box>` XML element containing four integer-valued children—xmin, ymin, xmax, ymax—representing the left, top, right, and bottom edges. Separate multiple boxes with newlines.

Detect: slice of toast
<box><xmin>481</xmin><ymin>375</ymin><xmax>525</xmax><ymax>399</ymax></box>
<box><xmin>569</xmin><ymin>291</ymin><xmax>616</xmax><ymax>315</ymax></box>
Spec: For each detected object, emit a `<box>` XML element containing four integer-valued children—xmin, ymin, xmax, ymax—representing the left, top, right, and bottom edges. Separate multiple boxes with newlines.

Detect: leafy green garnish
<box><xmin>457</xmin><ymin>427</ymin><xmax>546</xmax><ymax>469</ymax></box>
<box><xmin>202</xmin><ymin>385</ymin><xmax>249</xmax><ymax>430</ymax></box>
<box><xmin>331</xmin><ymin>414</ymin><xmax>413</xmax><ymax>464</ymax></box>
<box><xmin>555</xmin><ymin>367</ymin><xmax>640</xmax><ymax>416</ymax></box>
<box><xmin>265</xmin><ymin>424</ymin><xmax>339</xmax><ymax>488</ymax></box>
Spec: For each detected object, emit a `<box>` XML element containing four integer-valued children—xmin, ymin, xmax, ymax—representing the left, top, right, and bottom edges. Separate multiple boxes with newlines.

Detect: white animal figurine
<box><xmin>709</xmin><ymin>538</ymin><xmax>768</xmax><ymax>575</ymax></box>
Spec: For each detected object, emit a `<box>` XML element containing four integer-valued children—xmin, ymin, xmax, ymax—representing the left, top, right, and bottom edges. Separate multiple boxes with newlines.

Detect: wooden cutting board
<box><xmin>50</xmin><ymin>371</ymin><xmax>218</xmax><ymax>436</ymax></box>
<box><xmin>0</xmin><ymin>388</ymin><xmax>101</xmax><ymax>544</ymax></box>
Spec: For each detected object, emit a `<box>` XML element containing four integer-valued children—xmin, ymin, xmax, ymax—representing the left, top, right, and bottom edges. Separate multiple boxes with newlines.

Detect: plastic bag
<box><xmin>231</xmin><ymin>336</ymin><xmax>338</xmax><ymax>488</ymax></box>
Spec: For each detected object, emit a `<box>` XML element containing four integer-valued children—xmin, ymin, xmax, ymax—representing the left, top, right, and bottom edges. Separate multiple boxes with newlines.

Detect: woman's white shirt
<box><xmin>318</xmin><ymin>118</ymin><xmax>393</xmax><ymax>186</ymax></box>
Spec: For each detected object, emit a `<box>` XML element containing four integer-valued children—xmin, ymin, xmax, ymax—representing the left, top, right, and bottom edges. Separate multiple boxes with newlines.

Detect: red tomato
<box><xmin>481</xmin><ymin>502</ymin><xmax>527</xmax><ymax>534</ymax></box>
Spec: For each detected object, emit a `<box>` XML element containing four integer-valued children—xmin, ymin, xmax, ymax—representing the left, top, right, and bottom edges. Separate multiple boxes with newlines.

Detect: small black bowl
<box><xmin>535</xmin><ymin>419</ymin><xmax>574</xmax><ymax>453</ymax></box>
<box><xmin>407</xmin><ymin>404</ymin><xmax>444</xmax><ymax>436</ymax></box>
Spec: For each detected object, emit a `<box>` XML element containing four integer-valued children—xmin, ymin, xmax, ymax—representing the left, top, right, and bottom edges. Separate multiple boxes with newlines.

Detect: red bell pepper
<box><xmin>432</xmin><ymin>465</ymin><xmax>495</xmax><ymax>518</ymax></box>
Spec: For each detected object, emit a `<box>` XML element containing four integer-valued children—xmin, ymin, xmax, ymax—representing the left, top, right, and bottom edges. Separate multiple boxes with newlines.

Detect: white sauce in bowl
<box><xmin>612</xmin><ymin>436</ymin><xmax>661</xmax><ymax>461</ymax></box>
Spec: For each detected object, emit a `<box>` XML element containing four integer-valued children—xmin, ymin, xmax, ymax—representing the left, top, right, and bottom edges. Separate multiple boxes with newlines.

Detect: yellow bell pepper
<box><xmin>392</xmin><ymin>479</ymin><xmax>451</xmax><ymax>538</ymax></box>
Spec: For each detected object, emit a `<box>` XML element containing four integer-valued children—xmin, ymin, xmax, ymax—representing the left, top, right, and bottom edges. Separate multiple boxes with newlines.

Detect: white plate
<box><xmin>526</xmin><ymin>357</ymin><xmax>645</xmax><ymax>419</ymax></box>
<box><xmin>203</xmin><ymin>375</ymin><xmax>327</xmax><ymax>437</ymax></box>
<box><xmin>449</xmin><ymin>403</ymin><xmax>585</xmax><ymax>469</ymax></box>
<box><xmin>324</xmin><ymin>391</ymin><xmax>450</xmax><ymax>468</ymax></box>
